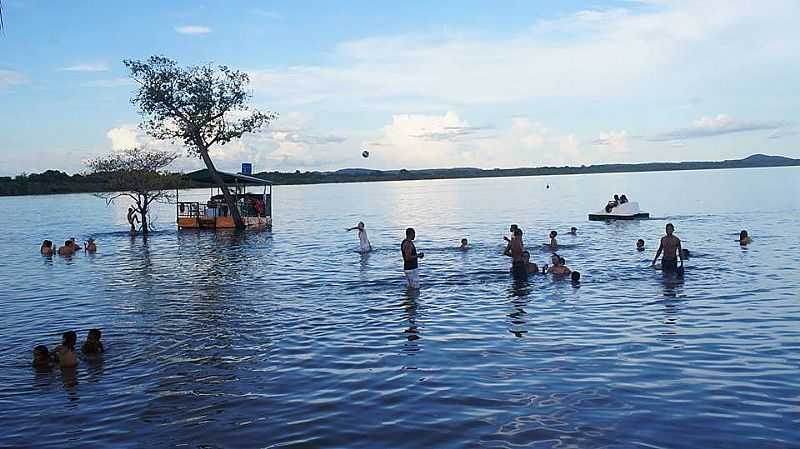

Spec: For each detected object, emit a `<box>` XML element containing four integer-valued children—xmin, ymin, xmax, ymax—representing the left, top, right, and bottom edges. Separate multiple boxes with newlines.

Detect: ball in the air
<box><xmin>362</xmin><ymin>150</ymin><xmax>370</xmax><ymax>158</ymax></box>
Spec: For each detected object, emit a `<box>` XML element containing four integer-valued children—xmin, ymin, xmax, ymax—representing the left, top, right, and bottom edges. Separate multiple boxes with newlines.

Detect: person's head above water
<box><xmin>740</xmin><ymin>230</ymin><xmax>749</xmax><ymax>239</ymax></box>
<box><xmin>405</xmin><ymin>227</ymin><xmax>415</xmax><ymax>240</ymax></box>
<box><xmin>636</xmin><ymin>239</ymin><xmax>645</xmax><ymax>250</ymax></box>
<box><xmin>550</xmin><ymin>230</ymin><xmax>557</xmax><ymax>238</ymax></box>
<box><xmin>559</xmin><ymin>256</ymin><xmax>566</xmax><ymax>265</ymax></box>
<box><xmin>460</xmin><ymin>238</ymin><xmax>468</xmax><ymax>246</ymax></box>
<box><xmin>62</xmin><ymin>331</ymin><xmax>77</xmax><ymax>350</ymax></box>
<box><xmin>87</xmin><ymin>329</ymin><xmax>101</xmax><ymax>342</ymax></box>
<box><xmin>510</xmin><ymin>224</ymin><xmax>518</xmax><ymax>233</ymax></box>
<box><xmin>570</xmin><ymin>227</ymin><xmax>577</xmax><ymax>233</ymax></box>
<box><xmin>571</xmin><ymin>271</ymin><xmax>581</xmax><ymax>283</ymax></box>
<box><xmin>665</xmin><ymin>223</ymin><xmax>675</xmax><ymax>235</ymax></box>
<box><xmin>522</xmin><ymin>250</ymin><xmax>531</xmax><ymax>261</ymax></box>
<box><xmin>33</xmin><ymin>345</ymin><xmax>49</xmax><ymax>362</ymax></box>
<box><xmin>550</xmin><ymin>254</ymin><xmax>560</xmax><ymax>265</ymax></box>
<box><xmin>514</xmin><ymin>228</ymin><xmax>523</xmax><ymax>238</ymax></box>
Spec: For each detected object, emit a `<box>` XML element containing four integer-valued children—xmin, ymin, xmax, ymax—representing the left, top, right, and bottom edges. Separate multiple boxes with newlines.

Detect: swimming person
<box><xmin>57</xmin><ymin>240</ymin><xmax>75</xmax><ymax>256</ymax></box>
<box><xmin>503</xmin><ymin>224</ymin><xmax>519</xmax><ymax>243</ymax></box>
<box><xmin>549</xmin><ymin>231</ymin><xmax>558</xmax><ymax>251</ymax></box>
<box><xmin>401</xmin><ymin>228</ymin><xmax>424</xmax><ymax>289</ymax></box>
<box><xmin>546</xmin><ymin>254</ymin><xmax>572</xmax><ymax>275</ymax></box>
<box><xmin>53</xmin><ymin>331</ymin><xmax>78</xmax><ymax>369</ymax></box>
<box><xmin>40</xmin><ymin>240</ymin><xmax>54</xmax><ymax>256</ymax></box>
<box><xmin>505</xmin><ymin>228</ymin><xmax>526</xmax><ymax>279</ymax></box>
<box><xmin>652</xmin><ymin>223</ymin><xmax>684</xmax><ymax>273</ymax></box>
<box><xmin>567</xmin><ymin>227</ymin><xmax>577</xmax><ymax>235</ymax></box>
<box><xmin>127</xmin><ymin>207</ymin><xmax>139</xmax><ymax>235</ymax></box>
<box><xmin>459</xmin><ymin>238</ymin><xmax>469</xmax><ymax>250</ymax></box>
<box><xmin>82</xmin><ymin>329</ymin><xmax>104</xmax><ymax>354</ymax></box>
<box><xmin>571</xmin><ymin>271</ymin><xmax>581</xmax><ymax>284</ymax></box>
<box><xmin>32</xmin><ymin>345</ymin><xmax>52</xmax><ymax>369</ymax></box>
<box><xmin>636</xmin><ymin>239</ymin><xmax>646</xmax><ymax>251</ymax></box>
<box><xmin>84</xmin><ymin>238</ymin><xmax>97</xmax><ymax>252</ymax></box>
<box><xmin>347</xmin><ymin>221</ymin><xmax>372</xmax><ymax>253</ymax></box>
<box><xmin>522</xmin><ymin>251</ymin><xmax>539</xmax><ymax>274</ymax></box>
<box><xmin>738</xmin><ymin>230</ymin><xmax>752</xmax><ymax>245</ymax></box>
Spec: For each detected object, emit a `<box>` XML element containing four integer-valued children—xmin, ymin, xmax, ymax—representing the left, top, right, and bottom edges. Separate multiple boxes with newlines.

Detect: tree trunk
<box><xmin>139</xmin><ymin>194</ymin><xmax>149</xmax><ymax>235</ymax></box>
<box><xmin>198</xmin><ymin>147</ymin><xmax>245</xmax><ymax>229</ymax></box>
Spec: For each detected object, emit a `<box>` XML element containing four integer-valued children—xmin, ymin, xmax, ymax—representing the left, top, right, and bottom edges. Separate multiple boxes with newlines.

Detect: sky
<box><xmin>0</xmin><ymin>0</ymin><xmax>798</xmax><ymax>176</ymax></box>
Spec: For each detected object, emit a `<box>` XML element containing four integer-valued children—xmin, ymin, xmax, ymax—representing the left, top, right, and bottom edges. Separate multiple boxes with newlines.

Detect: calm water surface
<box><xmin>1</xmin><ymin>167</ymin><xmax>799</xmax><ymax>448</ymax></box>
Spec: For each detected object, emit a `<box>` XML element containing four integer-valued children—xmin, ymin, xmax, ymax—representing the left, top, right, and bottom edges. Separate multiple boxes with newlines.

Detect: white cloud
<box><xmin>249</xmin><ymin>1</ymin><xmax>800</xmax><ymax>107</ymax></box>
<box><xmin>0</xmin><ymin>69</ymin><xmax>27</xmax><ymax>90</ymax></box>
<box><xmin>60</xmin><ymin>63</ymin><xmax>109</xmax><ymax>72</ymax></box>
<box><xmin>592</xmin><ymin>130</ymin><xmax>630</xmax><ymax>153</ymax></box>
<box><xmin>649</xmin><ymin>114</ymin><xmax>785</xmax><ymax>141</ymax></box>
<box><xmin>175</xmin><ymin>25</ymin><xmax>211</xmax><ymax>34</ymax></box>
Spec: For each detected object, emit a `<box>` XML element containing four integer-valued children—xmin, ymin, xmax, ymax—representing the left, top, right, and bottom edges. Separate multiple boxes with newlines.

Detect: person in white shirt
<box><xmin>347</xmin><ymin>221</ymin><xmax>373</xmax><ymax>253</ymax></box>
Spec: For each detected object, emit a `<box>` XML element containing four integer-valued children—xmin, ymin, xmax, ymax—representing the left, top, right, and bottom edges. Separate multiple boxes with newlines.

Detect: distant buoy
<box><xmin>546</xmin><ymin>184</ymin><xmax>550</xmax><ymax>189</ymax></box>
<box><xmin>362</xmin><ymin>150</ymin><xmax>370</xmax><ymax>158</ymax></box>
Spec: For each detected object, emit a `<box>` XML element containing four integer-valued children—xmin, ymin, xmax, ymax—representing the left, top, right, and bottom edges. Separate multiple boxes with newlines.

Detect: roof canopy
<box><xmin>186</xmin><ymin>169</ymin><xmax>272</xmax><ymax>185</ymax></box>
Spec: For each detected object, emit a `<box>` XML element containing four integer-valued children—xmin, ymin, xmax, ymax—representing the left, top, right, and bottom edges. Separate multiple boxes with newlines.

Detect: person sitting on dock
<box><xmin>58</xmin><ymin>240</ymin><xmax>75</xmax><ymax>256</ymax></box>
<box><xmin>53</xmin><ymin>331</ymin><xmax>78</xmax><ymax>369</ymax></box>
<box><xmin>459</xmin><ymin>238</ymin><xmax>469</xmax><ymax>250</ymax></box>
<box><xmin>40</xmin><ymin>240</ymin><xmax>54</xmax><ymax>256</ymax></box>
<box><xmin>738</xmin><ymin>230</ymin><xmax>752</xmax><ymax>245</ymax></box>
<box><xmin>619</xmin><ymin>194</ymin><xmax>629</xmax><ymax>204</ymax></box>
<box><xmin>82</xmin><ymin>329</ymin><xmax>104</xmax><ymax>354</ymax></box>
<box><xmin>652</xmin><ymin>223</ymin><xmax>684</xmax><ymax>273</ymax></box>
<box><xmin>347</xmin><ymin>222</ymin><xmax>372</xmax><ymax>253</ymax></box>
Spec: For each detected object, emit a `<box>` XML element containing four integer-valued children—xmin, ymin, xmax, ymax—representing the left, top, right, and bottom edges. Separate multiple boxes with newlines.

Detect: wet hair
<box><xmin>666</xmin><ymin>223</ymin><xmax>675</xmax><ymax>231</ymax></box>
<box><xmin>570</xmin><ymin>227</ymin><xmax>577</xmax><ymax>232</ymax></box>
<box><xmin>571</xmin><ymin>271</ymin><xmax>581</xmax><ymax>283</ymax></box>
<box><xmin>64</xmin><ymin>240</ymin><xmax>72</xmax><ymax>247</ymax></box>
<box><xmin>637</xmin><ymin>239</ymin><xmax>645</xmax><ymax>245</ymax></box>
<box><xmin>62</xmin><ymin>331</ymin><xmax>77</xmax><ymax>350</ymax></box>
<box><xmin>550</xmin><ymin>230</ymin><xmax>557</xmax><ymax>238</ymax></box>
<box><xmin>88</xmin><ymin>329</ymin><xmax>101</xmax><ymax>340</ymax></box>
<box><xmin>514</xmin><ymin>228</ymin><xmax>523</xmax><ymax>237</ymax></box>
<box><xmin>460</xmin><ymin>238</ymin><xmax>468</xmax><ymax>244</ymax></box>
<box><xmin>510</xmin><ymin>224</ymin><xmax>518</xmax><ymax>232</ymax></box>
<box><xmin>740</xmin><ymin>230</ymin><xmax>748</xmax><ymax>238</ymax></box>
<box><xmin>405</xmin><ymin>227</ymin><xmax>415</xmax><ymax>237</ymax></box>
<box><xmin>522</xmin><ymin>250</ymin><xmax>530</xmax><ymax>258</ymax></box>
<box><xmin>34</xmin><ymin>345</ymin><xmax>49</xmax><ymax>358</ymax></box>
<box><xmin>42</xmin><ymin>240</ymin><xmax>53</xmax><ymax>248</ymax></box>
<box><xmin>559</xmin><ymin>256</ymin><xmax>566</xmax><ymax>265</ymax></box>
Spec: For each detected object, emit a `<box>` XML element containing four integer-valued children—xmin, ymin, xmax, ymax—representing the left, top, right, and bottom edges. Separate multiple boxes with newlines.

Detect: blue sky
<box><xmin>1</xmin><ymin>0</ymin><xmax>798</xmax><ymax>176</ymax></box>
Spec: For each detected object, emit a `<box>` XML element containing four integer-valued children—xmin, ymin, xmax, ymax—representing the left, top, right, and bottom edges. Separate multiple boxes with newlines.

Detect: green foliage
<box><xmin>123</xmin><ymin>55</ymin><xmax>278</xmax><ymax>157</ymax></box>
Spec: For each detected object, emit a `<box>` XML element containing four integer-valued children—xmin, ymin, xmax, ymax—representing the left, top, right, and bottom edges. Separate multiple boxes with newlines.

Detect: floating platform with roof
<box><xmin>177</xmin><ymin>170</ymin><xmax>273</xmax><ymax>229</ymax></box>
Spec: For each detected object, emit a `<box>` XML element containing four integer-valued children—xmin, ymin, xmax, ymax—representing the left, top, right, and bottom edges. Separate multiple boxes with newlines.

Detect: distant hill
<box><xmin>2</xmin><ymin>154</ymin><xmax>798</xmax><ymax>196</ymax></box>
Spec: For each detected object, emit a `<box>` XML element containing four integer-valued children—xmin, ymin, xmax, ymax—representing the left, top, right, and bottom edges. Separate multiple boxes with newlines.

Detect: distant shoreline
<box><xmin>2</xmin><ymin>154</ymin><xmax>798</xmax><ymax>197</ymax></box>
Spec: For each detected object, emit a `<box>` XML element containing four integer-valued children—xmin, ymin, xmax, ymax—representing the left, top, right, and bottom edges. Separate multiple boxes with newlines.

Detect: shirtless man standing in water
<box><xmin>652</xmin><ymin>223</ymin><xmax>684</xmax><ymax>272</ymax></box>
<box><xmin>505</xmin><ymin>228</ymin><xmax>526</xmax><ymax>278</ymax></box>
<box><xmin>127</xmin><ymin>207</ymin><xmax>139</xmax><ymax>235</ymax></box>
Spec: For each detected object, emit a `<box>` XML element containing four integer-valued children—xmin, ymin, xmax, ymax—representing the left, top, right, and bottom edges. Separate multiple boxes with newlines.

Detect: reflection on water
<box><xmin>1</xmin><ymin>167</ymin><xmax>799</xmax><ymax>448</ymax></box>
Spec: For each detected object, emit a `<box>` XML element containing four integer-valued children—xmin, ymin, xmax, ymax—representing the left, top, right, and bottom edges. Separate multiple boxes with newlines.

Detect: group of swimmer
<box><xmin>32</xmin><ymin>329</ymin><xmax>104</xmax><ymax>370</ymax></box>
<box><xmin>40</xmin><ymin>237</ymin><xmax>96</xmax><ymax>256</ymax></box>
<box><xmin>604</xmin><ymin>193</ymin><xmax>630</xmax><ymax>212</ymax></box>
<box><xmin>348</xmin><ymin>221</ymin><xmax>755</xmax><ymax>290</ymax></box>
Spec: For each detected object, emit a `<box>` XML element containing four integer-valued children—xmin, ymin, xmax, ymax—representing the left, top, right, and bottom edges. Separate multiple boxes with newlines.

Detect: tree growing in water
<box><xmin>123</xmin><ymin>56</ymin><xmax>277</xmax><ymax>229</ymax></box>
<box><xmin>86</xmin><ymin>148</ymin><xmax>179</xmax><ymax>235</ymax></box>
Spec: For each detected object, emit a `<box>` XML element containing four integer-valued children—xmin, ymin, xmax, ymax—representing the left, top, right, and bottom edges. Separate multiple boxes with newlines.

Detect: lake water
<box><xmin>1</xmin><ymin>167</ymin><xmax>799</xmax><ymax>448</ymax></box>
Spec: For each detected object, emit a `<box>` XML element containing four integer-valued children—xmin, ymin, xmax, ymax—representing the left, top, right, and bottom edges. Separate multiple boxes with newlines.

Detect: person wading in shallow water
<box><xmin>505</xmin><ymin>228</ymin><xmax>526</xmax><ymax>279</ymax></box>
<box><xmin>127</xmin><ymin>207</ymin><xmax>139</xmax><ymax>235</ymax></box>
<box><xmin>401</xmin><ymin>227</ymin><xmax>424</xmax><ymax>289</ymax></box>
<box><xmin>652</xmin><ymin>223</ymin><xmax>684</xmax><ymax>273</ymax></box>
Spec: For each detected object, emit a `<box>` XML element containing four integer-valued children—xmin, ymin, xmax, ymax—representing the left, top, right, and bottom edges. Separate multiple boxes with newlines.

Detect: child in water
<box><xmin>32</xmin><ymin>345</ymin><xmax>52</xmax><ymax>369</ymax></box>
<box><xmin>84</xmin><ymin>238</ymin><xmax>97</xmax><ymax>252</ymax></box>
<box><xmin>82</xmin><ymin>329</ymin><xmax>104</xmax><ymax>354</ymax></box>
<box><xmin>571</xmin><ymin>271</ymin><xmax>581</xmax><ymax>285</ymax></box>
<box><xmin>738</xmin><ymin>230</ymin><xmax>752</xmax><ymax>245</ymax></box>
<box><xmin>636</xmin><ymin>239</ymin><xmax>645</xmax><ymax>251</ymax></box>
<box><xmin>40</xmin><ymin>240</ymin><xmax>54</xmax><ymax>256</ymax></box>
<box><xmin>53</xmin><ymin>331</ymin><xmax>78</xmax><ymax>368</ymax></box>
<box><xmin>549</xmin><ymin>231</ymin><xmax>558</xmax><ymax>251</ymax></box>
<box><xmin>459</xmin><ymin>238</ymin><xmax>469</xmax><ymax>250</ymax></box>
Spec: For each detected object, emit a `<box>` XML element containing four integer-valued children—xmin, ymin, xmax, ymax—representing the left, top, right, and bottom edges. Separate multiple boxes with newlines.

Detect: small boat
<box><xmin>177</xmin><ymin>170</ymin><xmax>273</xmax><ymax>229</ymax></box>
<box><xmin>588</xmin><ymin>201</ymin><xmax>649</xmax><ymax>221</ymax></box>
